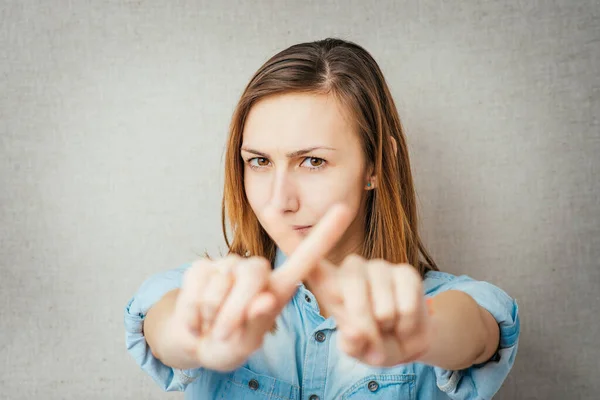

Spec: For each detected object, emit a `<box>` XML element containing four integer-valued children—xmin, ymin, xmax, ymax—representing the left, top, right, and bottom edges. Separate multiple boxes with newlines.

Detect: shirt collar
<box><xmin>273</xmin><ymin>247</ymin><xmax>287</xmax><ymax>269</ymax></box>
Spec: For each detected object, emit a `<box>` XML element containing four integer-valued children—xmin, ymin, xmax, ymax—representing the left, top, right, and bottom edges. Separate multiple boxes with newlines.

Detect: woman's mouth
<box><xmin>293</xmin><ymin>225</ymin><xmax>313</xmax><ymax>234</ymax></box>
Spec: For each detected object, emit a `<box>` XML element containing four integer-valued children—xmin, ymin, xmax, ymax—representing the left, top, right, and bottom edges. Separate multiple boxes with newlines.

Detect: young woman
<box><xmin>124</xmin><ymin>38</ymin><xmax>520</xmax><ymax>399</ymax></box>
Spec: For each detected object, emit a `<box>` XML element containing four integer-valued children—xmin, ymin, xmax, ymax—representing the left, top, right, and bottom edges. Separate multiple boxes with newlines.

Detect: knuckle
<box><xmin>247</xmin><ymin>256</ymin><xmax>271</xmax><ymax>271</ymax></box>
<box><xmin>398</xmin><ymin>298</ymin><xmax>418</xmax><ymax>315</ymax></box>
<box><xmin>368</xmin><ymin>260</ymin><xmax>391</xmax><ymax>279</ymax></box>
<box><xmin>374</xmin><ymin>308</ymin><xmax>396</xmax><ymax>323</ymax></box>
<box><xmin>204</xmin><ymin>277</ymin><xmax>230</xmax><ymax>297</ymax></box>
<box><xmin>393</xmin><ymin>269</ymin><xmax>423</xmax><ymax>292</ymax></box>
<box><xmin>341</xmin><ymin>270</ymin><xmax>366</xmax><ymax>287</ymax></box>
<box><xmin>221</xmin><ymin>254</ymin><xmax>241</xmax><ymax>267</ymax></box>
<box><xmin>235</xmin><ymin>257</ymin><xmax>270</xmax><ymax>280</ymax></box>
<box><xmin>342</xmin><ymin>254</ymin><xmax>364</xmax><ymax>267</ymax></box>
<box><xmin>216</xmin><ymin>255</ymin><xmax>240</xmax><ymax>272</ymax></box>
<box><xmin>186</xmin><ymin>259</ymin><xmax>212</xmax><ymax>278</ymax></box>
<box><xmin>397</xmin><ymin>264</ymin><xmax>421</xmax><ymax>280</ymax></box>
<box><xmin>370</xmin><ymin>259</ymin><xmax>391</xmax><ymax>270</ymax></box>
<box><xmin>226</xmin><ymin>253</ymin><xmax>242</xmax><ymax>261</ymax></box>
<box><xmin>343</xmin><ymin>270</ymin><xmax>364</xmax><ymax>286</ymax></box>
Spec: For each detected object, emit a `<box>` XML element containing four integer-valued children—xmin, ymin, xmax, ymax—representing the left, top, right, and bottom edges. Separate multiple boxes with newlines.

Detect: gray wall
<box><xmin>1</xmin><ymin>1</ymin><xmax>598</xmax><ymax>399</ymax></box>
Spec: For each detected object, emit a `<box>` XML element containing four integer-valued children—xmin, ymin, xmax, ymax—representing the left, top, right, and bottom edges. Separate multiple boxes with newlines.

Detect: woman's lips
<box><xmin>293</xmin><ymin>225</ymin><xmax>312</xmax><ymax>234</ymax></box>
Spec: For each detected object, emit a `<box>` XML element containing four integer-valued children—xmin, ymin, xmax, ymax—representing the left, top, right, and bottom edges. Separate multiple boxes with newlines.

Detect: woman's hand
<box><xmin>307</xmin><ymin>255</ymin><xmax>434</xmax><ymax>367</ymax></box>
<box><xmin>163</xmin><ymin>254</ymin><xmax>279</xmax><ymax>372</ymax></box>
<box><xmin>155</xmin><ymin>204</ymin><xmax>353</xmax><ymax>372</ymax></box>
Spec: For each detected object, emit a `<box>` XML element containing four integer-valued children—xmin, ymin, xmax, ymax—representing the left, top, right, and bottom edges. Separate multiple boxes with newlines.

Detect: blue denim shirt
<box><xmin>124</xmin><ymin>249</ymin><xmax>520</xmax><ymax>399</ymax></box>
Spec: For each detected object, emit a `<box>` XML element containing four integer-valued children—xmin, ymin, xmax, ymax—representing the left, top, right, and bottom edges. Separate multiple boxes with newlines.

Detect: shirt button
<box><xmin>315</xmin><ymin>331</ymin><xmax>326</xmax><ymax>342</ymax></box>
<box><xmin>248</xmin><ymin>379</ymin><xmax>259</xmax><ymax>390</ymax></box>
<box><xmin>304</xmin><ymin>294</ymin><xmax>311</xmax><ymax>303</ymax></box>
<box><xmin>309</xmin><ymin>395</ymin><xmax>319</xmax><ymax>400</ymax></box>
<box><xmin>368</xmin><ymin>380</ymin><xmax>379</xmax><ymax>392</ymax></box>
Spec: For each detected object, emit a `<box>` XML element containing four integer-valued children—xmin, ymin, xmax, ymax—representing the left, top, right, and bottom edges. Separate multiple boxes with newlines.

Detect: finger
<box><xmin>362</xmin><ymin>263</ymin><xmax>425</xmax><ymax>367</ymax></box>
<box><xmin>247</xmin><ymin>291</ymin><xmax>278</xmax><ymax>321</ymax></box>
<box><xmin>337</xmin><ymin>255</ymin><xmax>383</xmax><ymax>359</ymax></box>
<box><xmin>367</xmin><ymin>335</ymin><xmax>403</xmax><ymax>366</ymax></box>
<box><xmin>175</xmin><ymin>259</ymin><xmax>215</xmax><ymax>334</ymax></box>
<box><xmin>198</xmin><ymin>257</ymin><xmax>236</xmax><ymax>333</ymax></box>
<box><xmin>269</xmin><ymin>203</ymin><xmax>353</xmax><ymax>303</ymax></box>
<box><xmin>243</xmin><ymin>293</ymin><xmax>280</xmax><ymax>349</ymax></box>
<box><xmin>364</xmin><ymin>334</ymin><xmax>425</xmax><ymax>367</ymax></box>
<box><xmin>367</xmin><ymin>261</ymin><xmax>397</xmax><ymax>333</ymax></box>
<box><xmin>393</xmin><ymin>265</ymin><xmax>426</xmax><ymax>338</ymax></box>
<box><xmin>211</xmin><ymin>257</ymin><xmax>271</xmax><ymax>340</ymax></box>
<box><xmin>381</xmin><ymin>321</ymin><xmax>431</xmax><ymax>366</ymax></box>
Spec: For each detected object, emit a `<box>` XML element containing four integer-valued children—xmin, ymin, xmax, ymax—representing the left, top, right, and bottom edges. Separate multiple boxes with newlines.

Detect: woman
<box><xmin>124</xmin><ymin>38</ymin><xmax>520</xmax><ymax>399</ymax></box>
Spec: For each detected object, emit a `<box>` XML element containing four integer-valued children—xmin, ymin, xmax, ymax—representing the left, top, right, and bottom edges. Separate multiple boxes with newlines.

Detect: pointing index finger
<box><xmin>270</xmin><ymin>203</ymin><xmax>352</xmax><ymax>301</ymax></box>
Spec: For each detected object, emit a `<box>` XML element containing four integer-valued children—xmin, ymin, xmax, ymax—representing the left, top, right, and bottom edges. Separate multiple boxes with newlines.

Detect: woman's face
<box><xmin>241</xmin><ymin>92</ymin><xmax>373</xmax><ymax>262</ymax></box>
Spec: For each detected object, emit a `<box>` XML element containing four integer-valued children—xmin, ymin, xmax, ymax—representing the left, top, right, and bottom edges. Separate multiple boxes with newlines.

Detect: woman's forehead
<box><xmin>242</xmin><ymin>92</ymin><xmax>356</xmax><ymax>148</ymax></box>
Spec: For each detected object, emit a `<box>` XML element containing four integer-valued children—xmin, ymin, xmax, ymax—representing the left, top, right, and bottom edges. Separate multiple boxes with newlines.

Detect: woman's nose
<box><xmin>269</xmin><ymin>171</ymin><xmax>299</xmax><ymax>213</ymax></box>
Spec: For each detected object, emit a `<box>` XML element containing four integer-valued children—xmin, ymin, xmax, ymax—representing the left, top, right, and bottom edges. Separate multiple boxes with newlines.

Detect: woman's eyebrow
<box><xmin>240</xmin><ymin>146</ymin><xmax>336</xmax><ymax>158</ymax></box>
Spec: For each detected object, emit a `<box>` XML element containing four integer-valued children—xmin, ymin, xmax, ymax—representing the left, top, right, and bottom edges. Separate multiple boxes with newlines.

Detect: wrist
<box><xmin>413</xmin><ymin>291</ymin><xmax>486</xmax><ymax>370</ymax></box>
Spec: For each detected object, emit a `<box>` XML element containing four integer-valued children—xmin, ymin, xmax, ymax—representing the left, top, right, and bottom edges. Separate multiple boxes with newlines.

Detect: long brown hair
<box><xmin>221</xmin><ymin>38</ymin><xmax>438</xmax><ymax>276</ymax></box>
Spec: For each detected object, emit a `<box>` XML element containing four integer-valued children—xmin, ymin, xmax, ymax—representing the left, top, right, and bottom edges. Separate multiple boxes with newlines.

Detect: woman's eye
<box><xmin>300</xmin><ymin>157</ymin><xmax>326</xmax><ymax>169</ymax></box>
<box><xmin>246</xmin><ymin>157</ymin><xmax>325</xmax><ymax>170</ymax></box>
<box><xmin>248</xmin><ymin>157</ymin><xmax>270</xmax><ymax>168</ymax></box>
<box><xmin>255</xmin><ymin>158</ymin><xmax>269</xmax><ymax>166</ymax></box>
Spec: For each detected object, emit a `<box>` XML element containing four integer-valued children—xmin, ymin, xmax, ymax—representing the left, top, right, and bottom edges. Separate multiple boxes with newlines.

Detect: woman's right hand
<box><xmin>154</xmin><ymin>204</ymin><xmax>352</xmax><ymax>372</ymax></box>
<box><xmin>163</xmin><ymin>254</ymin><xmax>279</xmax><ymax>371</ymax></box>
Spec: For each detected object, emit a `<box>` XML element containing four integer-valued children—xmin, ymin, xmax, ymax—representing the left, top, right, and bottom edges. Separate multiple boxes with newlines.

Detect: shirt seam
<box><xmin>228</xmin><ymin>380</ymin><xmax>291</xmax><ymax>400</ymax></box>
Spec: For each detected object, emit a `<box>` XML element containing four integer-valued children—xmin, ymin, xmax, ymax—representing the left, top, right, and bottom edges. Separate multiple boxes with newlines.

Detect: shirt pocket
<box><xmin>220</xmin><ymin>366</ymin><xmax>300</xmax><ymax>400</ymax></box>
<box><xmin>340</xmin><ymin>374</ymin><xmax>416</xmax><ymax>400</ymax></box>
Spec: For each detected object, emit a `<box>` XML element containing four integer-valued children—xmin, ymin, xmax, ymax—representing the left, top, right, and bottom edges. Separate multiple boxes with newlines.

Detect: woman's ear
<box><xmin>365</xmin><ymin>178</ymin><xmax>376</xmax><ymax>190</ymax></box>
<box><xmin>365</xmin><ymin>136</ymin><xmax>397</xmax><ymax>190</ymax></box>
<box><xmin>365</xmin><ymin>168</ymin><xmax>377</xmax><ymax>190</ymax></box>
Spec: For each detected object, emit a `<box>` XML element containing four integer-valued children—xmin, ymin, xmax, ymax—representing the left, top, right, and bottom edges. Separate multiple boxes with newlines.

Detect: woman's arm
<box><xmin>144</xmin><ymin>289</ymin><xmax>184</xmax><ymax>366</ymax></box>
<box><xmin>417</xmin><ymin>290</ymin><xmax>500</xmax><ymax>370</ymax></box>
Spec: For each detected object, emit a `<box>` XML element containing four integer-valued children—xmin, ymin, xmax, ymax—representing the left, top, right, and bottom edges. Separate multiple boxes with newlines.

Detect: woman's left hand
<box><xmin>307</xmin><ymin>255</ymin><xmax>434</xmax><ymax>367</ymax></box>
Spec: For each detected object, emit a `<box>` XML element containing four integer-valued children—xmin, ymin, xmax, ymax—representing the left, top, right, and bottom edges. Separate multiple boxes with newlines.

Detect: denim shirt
<box><xmin>124</xmin><ymin>249</ymin><xmax>520</xmax><ymax>399</ymax></box>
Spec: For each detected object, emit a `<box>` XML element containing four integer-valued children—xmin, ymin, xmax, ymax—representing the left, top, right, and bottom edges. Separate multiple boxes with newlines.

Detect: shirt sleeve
<box><xmin>425</xmin><ymin>272</ymin><xmax>520</xmax><ymax>399</ymax></box>
<box><xmin>123</xmin><ymin>263</ymin><xmax>201</xmax><ymax>392</ymax></box>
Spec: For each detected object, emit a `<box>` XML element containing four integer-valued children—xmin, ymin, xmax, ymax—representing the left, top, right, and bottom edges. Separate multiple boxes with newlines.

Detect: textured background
<box><xmin>1</xmin><ymin>1</ymin><xmax>599</xmax><ymax>399</ymax></box>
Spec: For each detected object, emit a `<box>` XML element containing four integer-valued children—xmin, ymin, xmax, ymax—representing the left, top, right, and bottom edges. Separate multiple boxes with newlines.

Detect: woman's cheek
<box><xmin>329</xmin><ymin>172</ymin><xmax>364</xmax><ymax>207</ymax></box>
<box><xmin>244</xmin><ymin>173</ymin><xmax>269</xmax><ymax>207</ymax></box>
